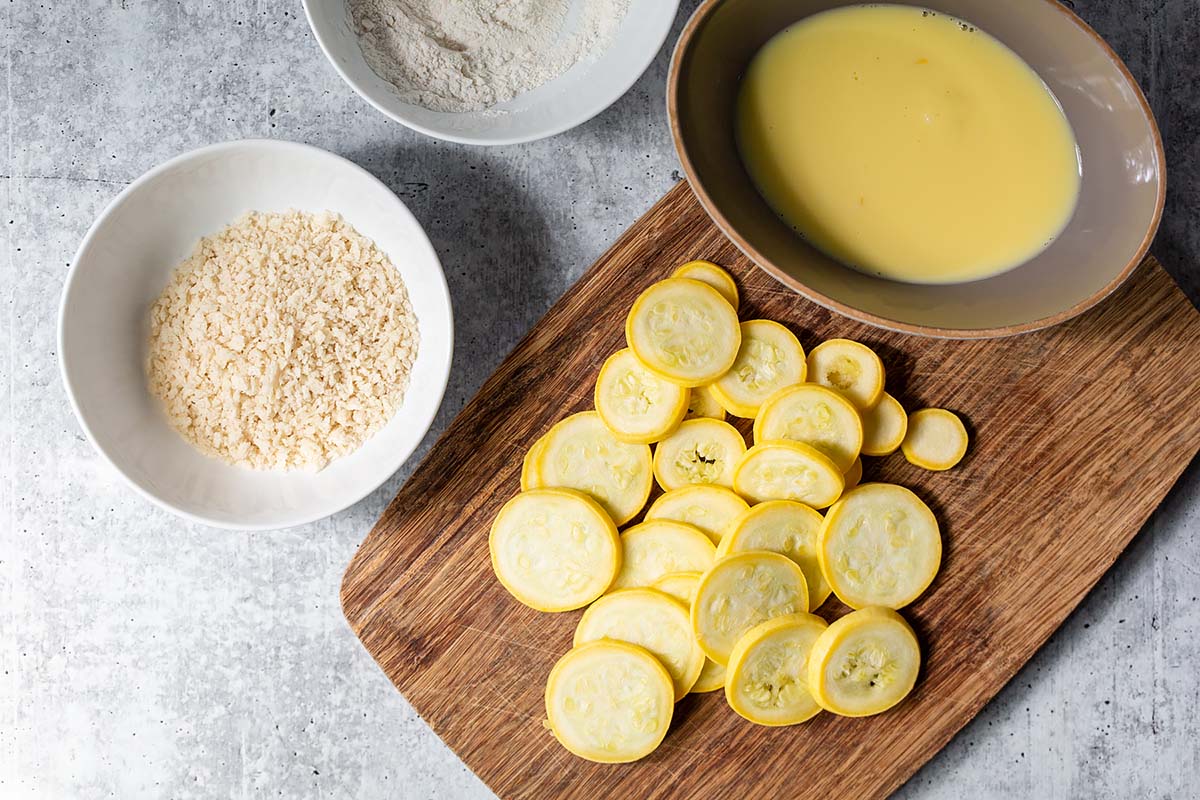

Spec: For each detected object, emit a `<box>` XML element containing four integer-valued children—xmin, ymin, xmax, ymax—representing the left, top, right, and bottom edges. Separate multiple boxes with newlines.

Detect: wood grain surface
<box><xmin>341</xmin><ymin>182</ymin><xmax>1200</xmax><ymax>800</ymax></box>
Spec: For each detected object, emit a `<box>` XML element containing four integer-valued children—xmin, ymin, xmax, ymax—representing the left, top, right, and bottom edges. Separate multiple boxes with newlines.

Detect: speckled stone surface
<box><xmin>2</xmin><ymin>1</ymin><xmax>1198</xmax><ymax>797</ymax></box>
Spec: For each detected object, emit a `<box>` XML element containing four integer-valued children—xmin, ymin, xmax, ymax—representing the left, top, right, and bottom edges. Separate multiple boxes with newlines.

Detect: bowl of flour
<box><xmin>303</xmin><ymin>0</ymin><xmax>679</xmax><ymax>145</ymax></box>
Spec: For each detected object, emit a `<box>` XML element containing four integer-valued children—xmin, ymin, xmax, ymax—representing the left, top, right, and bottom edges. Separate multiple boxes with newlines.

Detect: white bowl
<box><xmin>302</xmin><ymin>0</ymin><xmax>680</xmax><ymax>145</ymax></box>
<box><xmin>59</xmin><ymin>140</ymin><xmax>454</xmax><ymax>530</ymax></box>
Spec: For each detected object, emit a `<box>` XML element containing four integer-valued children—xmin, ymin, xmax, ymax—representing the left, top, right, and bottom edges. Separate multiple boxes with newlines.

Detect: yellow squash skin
<box><xmin>545</xmin><ymin>640</ymin><xmax>674</xmax><ymax>763</ymax></box>
<box><xmin>806</xmin><ymin>606</ymin><xmax>920</xmax><ymax>717</ymax></box>
<box><xmin>902</xmin><ymin>408</ymin><xmax>969</xmax><ymax>470</ymax></box>
<box><xmin>725</xmin><ymin>612</ymin><xmax>828</xmax><ymax>725</ymax></box>
<box><xmin>671</xmin><ymin>260</ymin><xmax>740</xmax><ymax>310</ymax></box>
<box><xmin>819</xmin><ymin>483</ymin><xmax>941</xmax><ymax>609</ymax></box>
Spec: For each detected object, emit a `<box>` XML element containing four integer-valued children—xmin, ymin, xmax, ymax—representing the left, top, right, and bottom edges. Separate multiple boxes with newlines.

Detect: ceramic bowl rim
<box><xmin>302</xmin><ymin>0</ymin><xmax>682</xmax><ymax>146</ymax></box>
<box><xmin>57</xmin><ymin>138</ymin><xmax>454</xmax><ymax>530</ymax></box>
<box><xmin>667</xmin><ymin>0</ymin><xmax>1167</xmax><ymax>339</ymax></box>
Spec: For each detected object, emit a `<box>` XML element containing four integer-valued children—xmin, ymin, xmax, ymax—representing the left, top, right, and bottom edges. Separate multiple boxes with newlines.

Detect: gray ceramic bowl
<box><xmin>669</xmin><ymin>0</ymin><xmax>1165</xmax><ymax>338</ymax></box>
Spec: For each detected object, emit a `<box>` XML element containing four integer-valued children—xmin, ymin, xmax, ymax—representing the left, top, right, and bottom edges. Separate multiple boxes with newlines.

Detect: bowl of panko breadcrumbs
<box><xmin>58</xmin><ymin>140</ymin><xmax>453</xmax><ymax>529</ymax></box>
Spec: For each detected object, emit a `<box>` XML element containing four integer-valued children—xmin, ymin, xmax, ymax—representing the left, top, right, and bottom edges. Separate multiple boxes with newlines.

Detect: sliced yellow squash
<box><xmin>844</xmin><ymin>457</ymin><xmax>863</xmax><ymax>491</ymax></box>
<box><xmin>653</xmin><ymin>418</ymin><xmax>747</xmax><ymax>491</ymax></box>
<box><xmin>902</xmin><ymin>408</ymin><xmax>969</xmax><ymax>470</ymax></box>
<box><xmin>651</xmin><ymin>571</ymin><xmax>727</xmax><ymax>693</ymax></box>
<box><xmin>819</xmin><ymin>483</ymin><xmax>941</xmax><ymax>609</ymax></box>
<box><xmin>574</xmin><ymin>588</ymin><xmax>704</xmax><ymax>701</ymax></box>
<box><xmin>710</xmin><ymin>320</ymin><xmax>807</xmax><ymax>418</ymax></box>
<box><xmin>533</xmin><ymin>411</ymin><xmax>653</xmax><ymax>526</ymax></box>
<box><xmin>489</xmin><ymin>488</ymin><xmax>620</xmax><ymax>612</ymax></box>
<box><xmin>625</xmin><ymin>277</ymin><xmax>742</xmax><ymax>387</ymax></box>
<box><xmin>671</xmin><ymin>259</ymin><xmax>739</xmax><ymax>310</ymax></box>
<box><xmin>806</xmin><ymin>339</ymin><xmax>885</xmax><ymax>411</ymax></box>
<box><xmin>520</xmin><ymin>433</ymin><xmax>549</xmax><ymax>491</ymax></box>
<box><xmin>753</xmin><ymin>383</ymin><xmax>863</xmax><ymax>472</ymax></box>
<box><xmin>732</xmin><ymin>440</ymin><xmax>845</xmax><ymax>509</ymax></box>
<box><xmin>860</xmin><ymin>392</ymin><xmax>908</xmax><ymax>456</ymax></box>
<box><xmin>545</xmin><ymin>640</ymin><xmax>674</xmax><ymax>763</ymax></box>
<box><xmin>726</xmin><ymin>613</ymin><xmax>828</xmax><ymax>726</ymax></box>
<box><xmin>685</xmin><ymin>385</ymin><xmax>727</xmax><ymax>421</ymax></box>
<box><xmin>611</xmin><ymin>519</ymin><xmax>717</xmax><ymax>589</ymax></box>
<box><xmin>594</xmin><ymin>348</ymin><xmax>689</xmax><ymax>444</ymax></box>
<box><xmin>807</xmin><ymin>606</ymin><xmax>920</xmax><ymax>717</ymax></box>
<box><xmin>691</xmin><ymin>551</ymin><xmax>809</xmax><ymax>665</ymax></box>
<box><xmin>716</xmin><ymin>500</ymin><xmax>832</xmax><ymax>610</ymax></box>
<box><xmin>643</xmin><ymin>484</ymin><xmax>750</xmax><ymax>544</ymax></box>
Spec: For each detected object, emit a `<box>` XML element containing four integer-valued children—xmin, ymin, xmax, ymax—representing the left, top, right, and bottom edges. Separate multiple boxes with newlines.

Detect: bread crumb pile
<box><xmin>147</xmin><ymin>210</ymin><xmax>419</xmax><ymax>471</ymax></box>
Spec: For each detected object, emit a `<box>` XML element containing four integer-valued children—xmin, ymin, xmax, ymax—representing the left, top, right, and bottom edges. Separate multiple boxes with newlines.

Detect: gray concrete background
<box><xmin>2</xmin><ymin>1</ymin><xmax>1198</xmax><ymax>797</ymax></box>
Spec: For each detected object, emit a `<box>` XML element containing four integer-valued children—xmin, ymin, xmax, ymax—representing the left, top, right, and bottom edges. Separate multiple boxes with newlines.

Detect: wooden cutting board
<box><xmin>341</xmin><ymin>182</ymin><xmax>1200</xmax><ymax>799</ymax></box>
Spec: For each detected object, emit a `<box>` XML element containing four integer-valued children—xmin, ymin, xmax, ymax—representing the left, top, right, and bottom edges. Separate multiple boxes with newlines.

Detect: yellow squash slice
<box><xmin>753</xmin><ymin>383</ymin><xmax>863</xmax><ymax>472</ymax></box>
<box><xmin>643</xmin><ymin>485</ymin><xmax>750</xmax><ymax>544</ymax></box>
<box><xmin>625</xmin><ymin>277</ymin><xmax>742</xmax><ymax>387</ymax></box>
<box><xmin>807</xmin><ymin>606</ymin><xmax>920</xmax><ymax>717</ymax></box>
<box><xmin>611</xmin><ymin>520</ymin><xmax>717</xmax><ymax>590</ymax></box>
<box><xmin>726</xmin><ymin>613</ymin><xmax>828</xmax><ymax>726</ymax></box>
<box><xmin>594</xmin><ymin>348</ymin><xmax>689</xmax><ymax>444</ymax></box>
<box><xmin>520</xmin><ymin>433</ymin><xmax>549</xmax><ymax>492</ymax></box>
<box><xmin>653</xmin><ymin>418</ymin><xmax>747</xmax><ymax>492</ymax></box>
<box><xmin>545</xmin><ymin>640</ymin><xmax>674</xmax><ymax>763</ymax></box>
<box><xmin>902</xmin><ymin>408</ymin><xmax>969</xmax><ymax>470</ymax></box>
<box><xmin>805</xmin><ymin>339</ymin><xmax>885</xmax><ymax>411</ymax></box>
<box><xmin>574</xmin><ymin>588</ymin><xmax>704</xmax><ymax>701</ymax></box>
<box><xmin>652</xmin><ymin>572</ymin><xmax>727</xmax><ymax>693</ymax></box>
<box><xmin>710</xmin><ymin>320</ymin><xmax>807</xmax><ymax>418</ymax></box>
<box><xmin>691</xmin><ymin>551</ymin><xmax>809</xmax><ymax>665</ymax></box>
<box><xmin>685</xmin><ymin>385</ymin><xmax>727</xmax><ymax>421</ymax></box>
<box><xmin>860</xmin><ymin>392</ymin><xmax>908</xmax><ymax>456</ymax></box>
<box><xmin>672</xmin><ymin>260</ymin><xmax>739</xmax><ymax>310</ymax></box>
<box><xmin>732</xmin><ymin>440</ymin><xmax>845</xmax><ymax>509</ymax></box>
<box><xmin>533</xmin><ymin>411</ymin><xmax>653</xmax><ymax>526</ymax></box>
<box><xmin>489</xmin><ymin>489</ymin><xmax>621</xmax><ymax>612</ymax></box>
<box><xmin>819</xmin><ymin>483</ymin><xmax>941</xmax><ymax>609</ymax></box>
<box><xmin>844</xmin><ymin>457</ymin><xmax>863</xmax><ymax>491</ymax></box>
<box><xmin>716</xmin><ymin>500</ymin><xmax>832</xmax><ymax>610</ymax></box>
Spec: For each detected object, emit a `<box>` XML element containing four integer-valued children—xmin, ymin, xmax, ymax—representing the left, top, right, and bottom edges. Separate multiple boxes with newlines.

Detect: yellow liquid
<box><xmin>737</xmin><ymin>5</ymin><xmax>1081</xmax><ymax>284</ymax></box>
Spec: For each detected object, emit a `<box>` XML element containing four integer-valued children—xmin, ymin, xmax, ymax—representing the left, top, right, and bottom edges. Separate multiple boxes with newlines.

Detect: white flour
<box><xmin>349</xmin><ymin>0</ymin><xmax>629</xmax><ymax>113</ymax></box>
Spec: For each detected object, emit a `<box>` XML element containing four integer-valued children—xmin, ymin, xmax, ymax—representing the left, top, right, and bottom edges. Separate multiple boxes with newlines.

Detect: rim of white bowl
<box><xmin>302</xmin><ymin>0</ymin><xmax>681</xmax><ymax>146</ymax></box>
<box><xmin>57</xmin><ymin>138</ymin><xmax>454</xmax><ymax>531</ymax></box>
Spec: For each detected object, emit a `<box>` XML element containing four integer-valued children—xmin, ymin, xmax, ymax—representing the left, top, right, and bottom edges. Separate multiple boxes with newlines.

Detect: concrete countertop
<box><xmin>3</xmin><ymin>1</ymin><xmax>1197</xmax><ymax>797</ymax></box>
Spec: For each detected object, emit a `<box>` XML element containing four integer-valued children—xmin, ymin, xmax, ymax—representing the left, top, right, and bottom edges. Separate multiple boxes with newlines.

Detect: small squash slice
<box><xmin>671</xmin><ymin>260</ymin><xmax>739</xmax><ymax>310</ymax></box>
<box><xmin>710</xmin><ymin>320</ymin><xmax>807</xmax><ymax>418</ymax></box>
<box><xmin>625</xmin><ymin>278</ymin><xmax>742</xmax><ymax>387</ymax></box>
<box><xmin>594</xmin><ymin>348</ymin><xmax>689</xmax><ymax>444</ymax></box>
<box><xmin>489</xmin><ymin>488</ymin><xmax>621</xmax><ymax>612</ymax></box>
<box><xmin>819</xmin><ymin>483</ymin><xmax>941</xmax><ymax>609</ymax></box>
<box><xmin>685</xmin><ymin>385</ymin><xmax>727</xmax><ymax>421</ymax></box>
<box><xmin>545</xmin><ymin>640</ymin><xmax>674</xmax><ymax>763</ymax></box>
<box><xmin>574</xmin><ymin>588</ymin><xmax>704</xmax><ymax>701</ymax></box>
<box><xmin>520</xmin><ymin>433</ymin><xmax>549</xmax><ymax>491</ymax></box>
<box><xmin>860</xmin><ymin>392</ymin><xmax>908</xmax><ymax>456</ymax></box>
<box><xmin>732</xmin><ymin>440</ymin><xmax>845</xmax><ymax>509</ymax></box>
<box><xmin>533</xmin><ymin>411</ymin><xmax>653</xmax><ymax>526</ymax></box>
<box><xmin>902</xmin><ymin>408</ymin><xmax>969</xmax><ymax>470</ymax></box>
<box><xmin>843</xmin><ymin>457</ymin><xmax>863</xmax><ymax>491</ymax></box>
<box><xmin>691</xmin><ymin>551</ymin><xmax>809</xmax><ymax>665</ymax></box>
<box><xmin>611</xmin><ymin>520</ymin><xmax>717</xmax><ymax>590</ymax></box>
<box><xmin>653</xmin><ymin>418</ymin><xmax>747</xmax><ymax>492</ymax></box>
<box><xmin>726</xmin><ymin>613</ymin><xmax>828</xmax><ymax>726</ymax></box>
<box><xmin>651</xmin><ymin>572</ymin><xmax>727</xmax><ymax>693</ymax></box>
<box><xmin>716</xmin><ymin>500</ymin><xmax>832</xmax><ymax>610</ymax></box>
<box><xmin>807</xmin><ymin>607</ymin><xmax>920</xmax><ymax>717</ymax></box>
<box><xmin>806</xmin><ymin>339</ymin><xmax>885</xmax><ymax>411</ymax></box>
<box><xmin>643</xmin><ymin>485</ymin><xmax>750</xmax><ymax>544</ymax></box>
<box><xmin>753</xmin><ymin>383</ymin><xmax>863</xmax><ymax>472</ymax></box>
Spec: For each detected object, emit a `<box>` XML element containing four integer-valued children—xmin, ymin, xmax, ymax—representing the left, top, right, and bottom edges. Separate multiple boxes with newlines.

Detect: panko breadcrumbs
<box><xmin>146</xmin><ymin>210</ymin><xmax>419</xmax><ymax>470</ymax></box>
